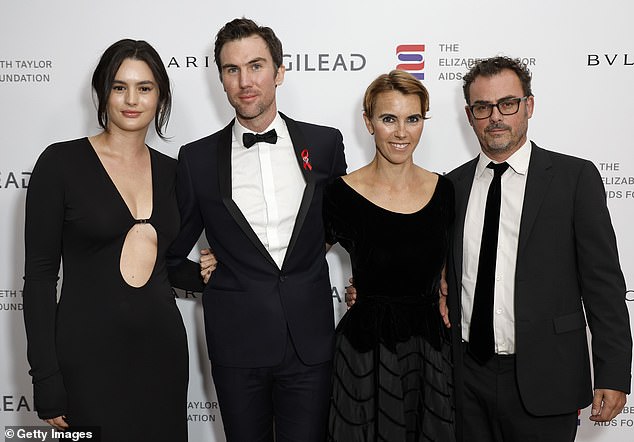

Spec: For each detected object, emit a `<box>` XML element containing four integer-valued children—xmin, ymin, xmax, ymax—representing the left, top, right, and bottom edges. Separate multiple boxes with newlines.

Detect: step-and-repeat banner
<box><xmin>1</xmin><ymin>1</ymin><xmax>632</xmax><ymax>440</ymax></box>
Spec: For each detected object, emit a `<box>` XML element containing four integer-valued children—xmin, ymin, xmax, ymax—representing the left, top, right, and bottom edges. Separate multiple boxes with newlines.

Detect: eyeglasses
<box><xmin>469</xmin><ymin>96</ymin><xmax>529</xmax><ymax>120</ymax></box>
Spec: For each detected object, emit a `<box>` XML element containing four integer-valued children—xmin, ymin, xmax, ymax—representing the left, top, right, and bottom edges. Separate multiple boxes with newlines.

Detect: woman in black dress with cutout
<box><xmin>23</xmin><ymin>40</ymin><xmax>188</xmax><ymax>441</ymax></box>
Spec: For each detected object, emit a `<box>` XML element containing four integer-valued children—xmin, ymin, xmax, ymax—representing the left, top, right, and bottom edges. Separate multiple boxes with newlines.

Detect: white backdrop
<box><xmin>1</xmin><ymin>1</ymin><xmax>633</xmax><ymax>440</ymax></box>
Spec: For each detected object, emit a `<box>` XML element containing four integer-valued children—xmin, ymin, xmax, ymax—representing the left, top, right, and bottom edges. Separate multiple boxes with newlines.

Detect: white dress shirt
<box><xmin>461</xmin><ymin>140</ymin><xmax>531</xmax><ymax>354</ymax></box>
<box><xmin>231</xmin><ymin>114</ymin><xmax>305</xmax><ymax>269</ymax></box>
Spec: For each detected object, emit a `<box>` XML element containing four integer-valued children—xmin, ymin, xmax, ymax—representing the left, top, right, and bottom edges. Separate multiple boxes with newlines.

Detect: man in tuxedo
<box><xmin>444</xmin><ymin>56</ymin><xmax>631</xmax><ymax>441</ymax></box>
<box><xmin>167</xmin><ymin>18</ymin><xmax>346</xmax><ymax>441</ymax></box>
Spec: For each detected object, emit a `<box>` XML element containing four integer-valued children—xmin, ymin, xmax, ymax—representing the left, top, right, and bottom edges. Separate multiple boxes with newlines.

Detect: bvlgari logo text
<box><xmin>587</xmin><ymin>53</ymin><xmax>633</xmax><ymax>66</ymax></box>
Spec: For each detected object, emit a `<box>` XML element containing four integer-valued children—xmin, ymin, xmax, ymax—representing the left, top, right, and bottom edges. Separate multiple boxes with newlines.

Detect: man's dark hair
<box><xmin>463</xmin><ymin>56</ymin><xmax>532</xmax><ymax>104</ymax></box>
<box><xmin>214</xmin><ymin>18</ymin><xmax>283</xmax><ymax>76</ymax></box>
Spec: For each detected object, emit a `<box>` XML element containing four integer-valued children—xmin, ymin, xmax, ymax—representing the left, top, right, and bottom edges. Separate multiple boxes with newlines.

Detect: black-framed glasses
<box><xmin>469</xmin><ymin>96</ymin><xmax>529</xmax><ymax>120</ymax></box>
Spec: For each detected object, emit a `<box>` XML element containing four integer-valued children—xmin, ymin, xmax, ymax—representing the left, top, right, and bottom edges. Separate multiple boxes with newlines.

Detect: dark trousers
<box><xmin>463</xmin><ymin>345</ymin><xmax>578</xmax><ymax>442</ymax></box>
<box><xmin>211</xmin><ymin>332</ymin><xmax>332</xmax><ymax>442</ymax></box>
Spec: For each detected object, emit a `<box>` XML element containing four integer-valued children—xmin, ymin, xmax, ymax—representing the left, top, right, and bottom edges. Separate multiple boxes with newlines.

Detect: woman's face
<box><xmin>106</xmin><ymin>58</ymin><xmax>159</xmax><ymax>135</ymax></box>
<box><xmin>364</xmin><ymin>90</ymin><xmax>424</xmax><ymax>165</ymax></box>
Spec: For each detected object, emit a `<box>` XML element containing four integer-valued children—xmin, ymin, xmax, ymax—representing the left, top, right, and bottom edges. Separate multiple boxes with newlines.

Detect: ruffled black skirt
<box><xmin>328</xmin><ymin>296</ymin><xmax>455</xmax><ymax>442</ymax></box>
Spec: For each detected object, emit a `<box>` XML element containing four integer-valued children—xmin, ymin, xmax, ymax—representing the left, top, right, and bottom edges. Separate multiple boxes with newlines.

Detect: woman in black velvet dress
<box><xmin>325</xmin><ymin>71</ymin><xmax>455</xmax><ymax>441</ymax></box>
<box><xmin>23</xmin><ymin>40</ymin><xmax>188</xmax><ymax>441</ymax></box>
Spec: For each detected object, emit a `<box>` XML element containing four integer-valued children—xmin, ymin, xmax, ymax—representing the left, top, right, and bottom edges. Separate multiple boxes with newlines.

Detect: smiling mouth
<box><xmin>390</xmin><ymin>142</ymin><xmax>409</xmax><ymax>149</ymax></box>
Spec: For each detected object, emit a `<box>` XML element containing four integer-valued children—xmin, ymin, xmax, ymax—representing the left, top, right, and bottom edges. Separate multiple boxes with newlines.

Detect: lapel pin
<box><xmin>301</xmin><ymin>149</ymin><xmax>312</xmax><ymax>171</ymax></box>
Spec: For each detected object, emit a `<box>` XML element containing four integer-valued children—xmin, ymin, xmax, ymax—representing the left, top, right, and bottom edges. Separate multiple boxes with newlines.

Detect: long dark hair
<box><xmin>92</xmin><ymin>39</ymin><xmax>171</xmax><ymax>139</ymax></box>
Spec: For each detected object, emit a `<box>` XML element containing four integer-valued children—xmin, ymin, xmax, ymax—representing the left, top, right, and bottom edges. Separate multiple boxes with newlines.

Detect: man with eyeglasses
<box><xmin>444</xmin><ymin>56</ymin><xmax>632</xmax><ymax>441</ymax></box>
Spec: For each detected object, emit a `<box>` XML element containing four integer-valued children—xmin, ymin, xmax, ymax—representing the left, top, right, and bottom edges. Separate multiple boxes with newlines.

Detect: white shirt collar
<box><xmin>232</xmin><ymin>113</ymin><xmax>288</xmax><ymax>148</ymax></box>
<box><xmin>475</xmin><ymin>139</ymin><xmax>532</xmax><ymax>178</ymax></box>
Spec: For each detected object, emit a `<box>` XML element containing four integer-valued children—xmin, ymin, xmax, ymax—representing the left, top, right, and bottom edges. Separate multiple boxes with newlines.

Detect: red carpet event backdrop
<box><xmin>1</xmin><ymin>1</ymin><xmax>632</xmax><ymax>440</ymax></box>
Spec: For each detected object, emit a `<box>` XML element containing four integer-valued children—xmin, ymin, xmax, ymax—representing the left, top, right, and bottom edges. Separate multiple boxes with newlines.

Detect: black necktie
<box><xmin>468</xmin><ymin>161</ymin><xmax>510</xmax><ymax>364</ymax></box>
<box><xmin>242</xmin><ymin>129</ymin><xmax>278</xmax><ymax>148</ymax></box>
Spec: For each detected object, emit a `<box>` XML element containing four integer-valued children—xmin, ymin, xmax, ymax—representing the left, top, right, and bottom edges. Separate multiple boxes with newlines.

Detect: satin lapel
<box><xmin>218</xmin><ymin>119</ymin><xmax>278</xmax><ymax>268</ymax></box>
<box><xmin>452</xmin><ymin>158</ymin><xmax>478</xmax><ymax>289</ymax></box>
<box><xmin>280</xmin><ymin>112</ymin><xmax>315</xmax><ymax>269</ymax></box>
<box><xmin>517</xmin><ymin>144</ymin><xmax>553</xmax><ymax>254</ymax></box>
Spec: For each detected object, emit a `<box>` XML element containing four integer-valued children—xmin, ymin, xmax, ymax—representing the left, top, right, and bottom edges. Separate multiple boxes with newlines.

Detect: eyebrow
<box><xmin>377</xmin><ymin>113</ymin><xmax>422</xmax><ymax>119</ymax></box>
<box><xmin>221</xmin><ymin>57</ymin><xmax>268</xmax><ymax>70</ymax></box>
<box><xmin>472</xmin><ymin>95</ymin><xmax>518</xmax><ymax>104</ymax></box>
<box><xmin>112</xmin><ymin>79</ymin><xmax>156</xmax><ymax>86</ymax></box>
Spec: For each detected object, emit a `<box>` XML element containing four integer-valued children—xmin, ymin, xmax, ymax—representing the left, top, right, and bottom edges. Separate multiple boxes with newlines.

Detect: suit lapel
<box><xmin>280</xmin><ymin>112</ymin><xmax>315</xmax><ymax>269</ymax></box>
<box><xmin>452</xmin><ymin>157</ymin><xmax>478</xmax><ymax>289</ymax></box>
<box><xmin>218</xmin><ymin>119</ymin><xmax>278</xmax><ymax>268</ymax></box>
<box><xmin>517</xmin><ymin>143</ymin><xmax>553</xmax><ymax>254</ymax></box>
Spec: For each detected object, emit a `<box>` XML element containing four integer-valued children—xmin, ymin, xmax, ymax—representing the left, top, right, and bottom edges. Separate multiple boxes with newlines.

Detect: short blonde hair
<box><xmin>363</xmin><ymin>70</ymin><xmax>430</xmax><ymax>119</ymax></box>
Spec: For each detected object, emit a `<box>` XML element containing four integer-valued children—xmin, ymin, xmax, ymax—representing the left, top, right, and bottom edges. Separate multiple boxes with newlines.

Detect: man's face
<box><xmin>465</xmin><ymin>69</ymin><xmax>534</xmax><ymax>161</ymax></box>
<box><xmin>219</xmin><ymin>34</ymin><xmax>285</xmax><ymax>131</ymax></box>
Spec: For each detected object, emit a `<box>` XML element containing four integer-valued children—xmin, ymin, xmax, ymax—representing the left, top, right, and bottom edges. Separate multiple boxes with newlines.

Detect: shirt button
<box><xmin>279</xmin><ymin>275</ymin><xmax>286</xmax><ymax>283</ymax></box>
<box><xmin>496</xmin><ymin>309</ymin><xmax>503</xmax><ymax>315</ymax></box>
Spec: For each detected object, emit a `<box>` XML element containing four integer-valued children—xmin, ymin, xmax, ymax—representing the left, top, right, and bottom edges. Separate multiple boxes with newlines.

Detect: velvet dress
<box><xmin>324</xmin><ymin>175</ymin><xmax>455</xmax><ymax>442</ymax></box>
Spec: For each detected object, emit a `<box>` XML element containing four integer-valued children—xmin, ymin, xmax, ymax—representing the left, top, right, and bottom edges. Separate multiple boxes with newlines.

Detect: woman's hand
<box><xmin>200</xmin><ymin>248</ymin><xmax>218</xmax><ymax>284</ymax></box>
<box><xmin>44</xmin><ymin>415</ymin><xmax>69</xmax><ymax>430</ymax></box>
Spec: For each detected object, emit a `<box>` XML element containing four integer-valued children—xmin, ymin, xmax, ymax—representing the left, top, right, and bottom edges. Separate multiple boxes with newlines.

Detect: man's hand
<box><xmin>439</xmin><ymin>266</ymin><xmax>451</xmax><ymax>328</ymax></box>
<box><xmin>589</xmin><ymin>388</ymin><xmax>627</xmax><ymax>422</ymax></box>
<box><xmin>344</xmin><ymin>277</ymin><xmax>356</xmax><ymax>308</ymax></box>
<box><xmin>200</xmin><ymin>248</ymin><xmax>218</xmax><ymax>284</ymax></box>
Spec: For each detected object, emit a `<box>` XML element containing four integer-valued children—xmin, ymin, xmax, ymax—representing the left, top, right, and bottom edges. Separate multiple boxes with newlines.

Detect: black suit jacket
<box><xmin>167</xmin><ymin>113</ymin><xmax>346</xmax><ymax>368</ymax></box>
<box><xmin>447</xmin><ymin>143</ymin><xmax>631</xmax><ymax>418</ymax></box>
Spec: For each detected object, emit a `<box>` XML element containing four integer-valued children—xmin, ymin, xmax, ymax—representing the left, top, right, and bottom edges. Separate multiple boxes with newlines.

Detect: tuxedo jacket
<box><xmin>167</xmin><ymin>113</ymin><xmax>346</xmax><ymax>368</ymax></box>
<box><xmin>446</xmin><ymin>143</ymin><xmax>631</xmax><ymax>417</ymax></box>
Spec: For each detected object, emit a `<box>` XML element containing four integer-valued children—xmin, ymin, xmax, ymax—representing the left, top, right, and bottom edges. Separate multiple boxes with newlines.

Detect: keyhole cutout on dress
<box><xmin>88</xmin><ymin>140</ymin><xmax>158</xmax><ymax>288</ymax></box>
<box><xmin>120</xmin><ymin>220</ymin><xmax>158</xmax><ymax>287</ymax></box>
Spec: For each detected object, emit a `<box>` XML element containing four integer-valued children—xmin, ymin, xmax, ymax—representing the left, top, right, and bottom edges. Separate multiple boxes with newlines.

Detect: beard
<box><xmin>481</xmin><ymin>123</ymin><xmax>526</xmax><ymax>156</ymax></box>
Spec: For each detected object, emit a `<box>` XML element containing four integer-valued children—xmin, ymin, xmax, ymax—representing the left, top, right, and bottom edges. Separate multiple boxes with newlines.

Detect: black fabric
<box><xmin>462</xmin><ymin>345</ymin><xmax>578</xmax><ymax>442</ymax></box>
<box><xmin>212</xmin><ymin>333</ymin><xmax>332</xmax><ymax>442</ymax></box>
<box><xmin>23</xmin><ymin>138</ymin><xmax>188</xmax><ymax>441</ymax></box>
<box><xmin>468</xmin><ymin>162</ymin><xmax>509</xmax><ymax>364</ymax></box>
<box><xmin>242</xmin><ymin>129</ymin><xmax>278</xmax><ymax>148</ymax></box>
<box><xmin>324</xmin><ymin>175</ymin><xmax>456</xmax><ymax>441</ymax></box>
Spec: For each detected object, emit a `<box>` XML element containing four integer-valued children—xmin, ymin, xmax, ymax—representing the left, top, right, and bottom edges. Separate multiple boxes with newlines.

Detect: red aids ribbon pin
<box><xmin>301</xmin><ymin>149</ymin><xmax>312</xmax><ymax>170</ymax></box>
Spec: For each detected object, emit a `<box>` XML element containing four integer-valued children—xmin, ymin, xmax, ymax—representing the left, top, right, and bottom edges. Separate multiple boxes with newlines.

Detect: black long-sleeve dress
<box><xmin>325</xmin><ymin>175</ymin><xmax>455</xmax><ymax>442</ymax></box>
<box><xmin>23</xmin><ymin>138</ymin><xmax>188</xmax><ymax>441</ymax></box>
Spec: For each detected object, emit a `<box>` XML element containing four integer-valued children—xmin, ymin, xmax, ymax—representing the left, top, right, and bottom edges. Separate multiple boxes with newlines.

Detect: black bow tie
<box><xmin>243</xmin><ymin>129</ymin><xmax>278</xmax><ymax>148</ymax></box>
